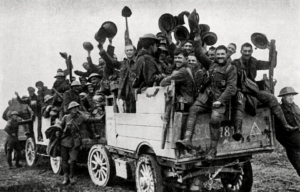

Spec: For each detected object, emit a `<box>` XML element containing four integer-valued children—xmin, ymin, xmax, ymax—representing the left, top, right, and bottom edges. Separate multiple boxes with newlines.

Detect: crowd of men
<box><xmin>3</xmin><ymin>10</ymin><xmax>300</xmax><ymax>185</ymax></box>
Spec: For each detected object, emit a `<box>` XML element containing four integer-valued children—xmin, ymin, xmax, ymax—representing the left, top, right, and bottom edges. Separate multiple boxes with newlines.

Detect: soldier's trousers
<box><xmin>6</xmin><ymin>139</ymin><xmax>21</xmax><ymax>166</ymax></box>
<box><xmin>61</xmin><ymin>146</ymin><xmax>79</xmax><ymax>176</ymax></box>
<box><xmin>186</xmin><ymin>98</ymin><xmax>226</xmax><ymax>141</ymax></box>
<box><xmin>277</xmin><ymin>131</ymin><xmax>300</xmax><ymax>177</ymax></box>
<box><xmin>234</xmin><ymin>90</ymin><xmax>279</xmax><ymax>130</ymax></box>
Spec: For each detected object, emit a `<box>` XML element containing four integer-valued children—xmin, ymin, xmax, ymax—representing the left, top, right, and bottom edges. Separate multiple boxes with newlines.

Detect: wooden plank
<box><xmin>106</xmin><ymin>106</ymin><xmax>117</xmax><ymax>146</ymax></box>
<box><xmin>116</xmin><ymin>135</ymin><xmax>176</xmax><ymax>159</ymax></box>
<box><xmin>115</xmin><ymin>113</ymin><xmax>163</xmax><ymax>127</ymax></box>
<box><xmin>117</xmin><ymin>124</ymin><xmax>163</xmax><ymax>141</ymax></box>
<box><xmin>136</xmin><ymin>87</ymin><xmax>167</xmax><ymax>114</ymax></box>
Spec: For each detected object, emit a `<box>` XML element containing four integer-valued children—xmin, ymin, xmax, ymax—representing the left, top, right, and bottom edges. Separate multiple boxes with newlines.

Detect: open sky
<box><xmin>0</xmin><ymin>0</ymin><xmax>299</xmax><ymax>128</ymax></box>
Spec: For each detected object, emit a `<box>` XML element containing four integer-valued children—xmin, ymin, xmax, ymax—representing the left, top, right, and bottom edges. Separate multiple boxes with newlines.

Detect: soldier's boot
<box><xmin>272</xmin><ymin>105</ymin><xmax>299</xmax><ymax>131</ymax></box>
<box><xmin>15</xmin><ymin>150</ymin><xmax>22</xmax><ymax>168</ymax></box>
<box><xmin>69</xmin><ymin>163</ymin><xmax>76</xmax><ymax>185</ymax></box>
<box><xmin>232</xmin><ymin>118</ymin><xmax>243</xmax><ymax>141</ymax></box>
<box><xmin>7</xmin><ymin>149</ymin><xmax>13</xmax><ymax>169</ymax></box>
<box><xmin>62</xmin><ymin>174</ymin><xmax>69</xmax><ymax>185</ymax></box>
<box><xmin>90</xmin><ymin>127</ymin><xmax>100</xmax><ymax>139</ymax></box>
<box><xmin>205</xmin><ymin>125</ymin><xmax>221</xmax><ymax>161</ymax></box>
<box><xmin>176</xmin><ymin>130</ymin><xmax>194</xmax><ymax>150</ymax></box>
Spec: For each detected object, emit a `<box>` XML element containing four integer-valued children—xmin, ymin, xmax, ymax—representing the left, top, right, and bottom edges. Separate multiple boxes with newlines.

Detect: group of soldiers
<box><xmin>3</xmin><ymin>8</ymin><xmax>300</xmax><ymax>185</ymax></box>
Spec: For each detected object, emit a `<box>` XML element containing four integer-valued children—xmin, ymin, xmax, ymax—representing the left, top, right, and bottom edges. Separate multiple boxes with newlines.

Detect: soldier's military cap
<box><xmin>68</xmin><ymin>101</ymin><xmax>80</xmax><ymax>110</ymax></box>
<box><xmin>27</xmin><ymin>87</ymin><xmax>36</xmax><ymax>92</ymax></box>
<box><xmin>71</xmin><ymin>80</ymin><xmax>81</xmax><ymax>87</ymax></box>
<box><xmin>278</xmin><ymin>87</ymin><xmax>298</xmax><ymax>97</ymax></box>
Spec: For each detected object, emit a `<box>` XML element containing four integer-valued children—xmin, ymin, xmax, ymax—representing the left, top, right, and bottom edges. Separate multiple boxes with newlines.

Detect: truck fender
<box><xmin>135</xmin><ymin>142</ymin><xmax>155</xmax><ymax>158</ymax></box>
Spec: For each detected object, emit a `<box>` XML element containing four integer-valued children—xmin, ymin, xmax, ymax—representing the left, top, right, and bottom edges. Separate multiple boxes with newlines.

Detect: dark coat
<box><xmin>135</xmin><ymin>49</ymin><xmax>164</xmax><ymax>88</ymax></box>
<box><xmin>52</xmin><ymin>80</ymin><xmax>70</xmax><ymax>93</ymax></box>
<box><xmin>59</xmin><ymin>113</ymin><xmax>102</xmax><ymax>148</ymax></box>
<box><xmin>62</xmin><ymin>89</ymin><xmax>81</xmax><ymax>113</ymax></box>
<box><xmin>231</xmin><ymin>57</ymin><xmax>273</xmax><ymax>88</ymax></box>
<box><xmin>45</xmin><ymin>126</ymin><xmax>62</xmax><ymax>157</ymax></box>
<box><xmin>194</xmin><ymin>41</ymin><xmax>237</xmax><ymax>104</ymax></box>
<box><xmin>160</xmin><ymin>66</ymin><xmax>195</xmax><ymax>105</ymax></box>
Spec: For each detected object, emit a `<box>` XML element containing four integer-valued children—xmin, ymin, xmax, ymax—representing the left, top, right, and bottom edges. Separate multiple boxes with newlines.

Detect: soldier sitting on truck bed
<box><xmin>231</xmin><ymin>43</ymin><xmax>297</xmax><ymax>141</ymax></box>
<box><xmin>177</xmin><ymin>33</ymin><xmax>237</xmax><ymax>160</ymax></box>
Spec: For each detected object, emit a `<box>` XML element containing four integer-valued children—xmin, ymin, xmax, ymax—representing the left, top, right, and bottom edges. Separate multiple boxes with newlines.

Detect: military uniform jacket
<box><xmin>52</xmin><ymin>80</ymin><xmax>70</xmax><ymax>93</ymax></box>
<box><xmin>135</xmin><ymin>49</ymin><xmax>164</xmax><ymax>88</ymax></box>
<box><xmin>194</xmin><ymin>41</ymin><xmax>237</xmax><ymax>104</ymax></box>
<box><xmin>63</xmin><ymin>90</ymin><xmax>81</xmax><ymax>113</ymax></box>
<box><xmin>281</xmin><ymin>100</ymin><xmax>300</xmax><ymax>128</ymax></box>
<box><xmin>60</xmin><ymin>113</ymin><xmax>101</xmax><ymax>148</ymax></box>
<box><xmin>160</xmin><ymin>66</ymin><xmax>195</xmax><ymax>105</ymax></box>
<box><xmin>231</xmin><ymin>57</ymin><xmax>273</xmax><ymax>89</ymax></box>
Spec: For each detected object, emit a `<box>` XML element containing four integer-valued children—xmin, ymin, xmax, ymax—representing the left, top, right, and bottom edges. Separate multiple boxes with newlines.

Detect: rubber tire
<box><xmin>87</xmin><ymin>144</ymin><xmax>115</xmax><ymax>186</ymax></box>
<box><xmin>136</xmin><ymin>154</ymin><xmax>164</xmax><ymax>192</ymax></box>
<box><xmin>221</xmin><ymin>161</ymin><xmax>253</xmax><ymax>192</ymax></box>
<box><xmin>50</xmin><ymin>156</ymin><xmax>63</xmax><ymax>175</ymax></box>
<box><xmin>25</xmin><ymin>137</ymin><xmax>38</xmax><ymax>167</ymax></box>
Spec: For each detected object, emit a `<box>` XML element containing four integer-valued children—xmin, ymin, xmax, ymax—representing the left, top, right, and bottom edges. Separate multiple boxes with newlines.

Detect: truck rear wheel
<box><xmin>25</xmin><ymin>137</ymin><xmax>38</xmax><ymax>167</ymax></box>
<box><xmin>87</xmin><ymin>145</ymin><xmax>115</xmax><ymax>186</ymax></box>
<box><xmin>135</xmin><ymin>154</ymin><xmax>163</xmax><ymax>192</ymax></box>
<box><xmin>50</xmin><ymin>156</ymin><xmax>63</xmax><ymax>175</ymax></box>
<box><xmin>221</xmin><ymin>161</ymin><xmax>253</xmax><ymax>192</ymax></box>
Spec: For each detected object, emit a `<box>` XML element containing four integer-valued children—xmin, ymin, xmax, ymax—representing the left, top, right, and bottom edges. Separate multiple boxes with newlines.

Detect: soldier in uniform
<box><xmin>4</xmin><ymin>111</ymin><xmax>32</xmax><ymax>169</ymax></box>
<box><xmin>207</xmin><ymin>46</ymin><xmax>216</xmax><ymax>61</ymax></box>
<box><xmin>135</xmin><ymin>33</ymin><xmax>165</xmax><ymax>90</ymax></box>
<box><xmin>275</xmin><ymin>87</ymin><xmax>300</xmax><ymax>176</ymax></box>
<box><xmin>227</xmin><ymin>43</ymin><xmax>236</xmax><ymax>63</ymax></box>
<box><xmin>88</xmin><ymin>73</ymin><xmax>102</xmax><ymax>92</ymax></box>
<box><xmin>98</xmin><ymin>43</ymin><xmax>137</xmax><ymax>112</ymax></box>
<box><xmin>63</xmin><ymin>81</ymin><xmax>82</xmax><ymax>114</ymax></box>
<box><xmin>231</xmin><ymin>43</ymin><xmax>296</xmax><ymax>140</ymax></box>
<box><xmin>182</xmin><ymin>40</ymin><xmax>194</xmax><ymax>54</ymax></box>
<box><xmin>177</xmin><ymin>33</ymin><xmax>237</xmax><ymax>160</ymax></box>
<box><xmin>58</xmin><ymin>102</ymin><xmax>103</xmax><ymax>184</ymax></box>
<box><xmin>160</xmin><ymin>49</ymin><xmax>196</xmax><ymax>109</ymax></box>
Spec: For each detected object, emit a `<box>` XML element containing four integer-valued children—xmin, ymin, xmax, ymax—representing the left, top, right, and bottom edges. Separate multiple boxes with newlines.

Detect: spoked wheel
<box><xmin>136</xmin><ymin>154</ymin><xmax>163</xmax><ymax>192</ymax></box>
<box><xmin>25</xmin><ymin>137</ymin><xmax>38</xmax><ymax>167</ymax></box>
<box><xmin>221</xmin><ymin>161</ymin><xmax>253</xmax><ymax>192</ymax></box>
<box><xmin>50</xmin><ymin>156</ymin><xmax>63</xmax><ymax>175</ymax></box>
<box><xmin>88</xmin><ymin>145</ymin><xmax>115</xmax><ymax>186</ymax></box>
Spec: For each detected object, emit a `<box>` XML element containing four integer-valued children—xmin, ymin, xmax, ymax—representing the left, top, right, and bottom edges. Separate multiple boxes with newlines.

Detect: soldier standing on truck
<box><xmin>63</xmin><ymin>80</ymin><xmax>82</xmax><ymax>114</ymax></box>
<box><xmin>231</xmin><ymin>43</ymin><xmax>297</xmax><ymax>141</ymax></box>
<box><xmin>98</xmin><ymin>42</ymin><xmax>138</xmax><ymax>113</ymax></box>
<box><xmin>4</xmin><ymin>111</ymin><xmax>32</xmax><ymax>169</ymax></box>
<box><xmin>177</xmin><ymin>33</ymin><xmax>237</xmax><ymax>160</ymax></box>
<box><xmin>160</xmin><ymin>49</ymin><xmax>195</xmax><ymax>109</ymax></box>
<box><xmin>134</xmin><ymin>33</ymin><xmax>165</xmax><ymax>91</ymax></box>
<box><xmin>58</xmin><ymin>101</ymin><xmax>103</xmax><ymax>185</ymax></box>
<box><xmin>275</xmin><ymin>87</ymin><xmax>300</xmax><ymax>177</ymax></box>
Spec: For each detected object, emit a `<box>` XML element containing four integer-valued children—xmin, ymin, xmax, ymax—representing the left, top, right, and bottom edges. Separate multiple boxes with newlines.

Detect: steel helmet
<box><xmin>27</xmin><ymin>87</ymin><xmax>35</xmax><ymax>92</ymax></box>
<box><xmin>177</xmin><ymin>11</ymin><xmax>190</xmax><ymax>25</ymax></box>
<box><xmin>174</xmin><ymin>25</ymin><xmax>190</xmax><ymax>41</ymax></box>
<box><xmin>83</xmin><ymin>42</ymin><xmax>94</xmax><ymax>52</ymax></box>
<box><xmin>158</xmin><ymin>13</ymin><xmax>176</xmax><ymax>33</ymax></box>
<box><xmin>122</xmin><ymin>6</ymin><xmax>132</xmax><ymax>17</ymax></box>
<box><xmin>140</xmin><ymin>33</ymin><xmax>160</xmax><ymax>44</ymax></box>
<box><xmin>21</xmin><ymin>95</ymin><xmax>29</xmax><ymax>100</ymax></box>
<box><xmin>95</xmin><ymin>27</ymin><xmax>107</xmax><ymax>44</ymax></box>
<box><xmin>278</xmin><ymin>87</ymin><xmax>298</xmax><ymax>97</ymax></box>
<box><xmin>35</xmin><ymin>81</ymin><xmax>44</xmax><ymax>88</ymax></box>
<box><xmin>44</xmin><ymin>95</ymin><xmax>54</xmax><ymax>102</ymax></box>
<box><xmin>199</xmin><ymin>24</ymin><xmax>210</xmax><ymax>34</ymax></box>
<box><xmin>10</xmin><ymin>111</ymin><xmax>19</xmax><ymax>116</ymax></box>
<box><xmin>251</xmin><ymin>33</ymin><xmax>269</xmax><ymax>50</ymax></box>
<box><xmin>68</xmin><ymin>101</ymin><xmax>80</xmax><ymax>110</ymax></box>
<box><xmin>101</xmin><ymin>21</ymin><xmax>118</xmax><ymax>39</ymax></box>
<box><xmin>88</xmin><ymin>73</ymin><xmax>102</xmax><ymax>82</ymax></box>
<box><xmin>188</xmin><ymin>9</ymin><xmax>200</xmax><ymax>32</ymax></box>
<box><xmin>54</xmin><ymin>72</ymin><xmax>65</xmax><ymax>78</ymax></box>
<box><xmin>202</xmin><ymin>32</ymin><xmax>218</xmax><ymax>46</ymax></box>
<box><xmin>71</xmin><ymin>80</ymin><xmax>81</xmax><ymax>87</ymax></box>
<box><xmin>79</xmin><ymin>92</ymin><xmax>87</xmax><ymax>97</ymax></box>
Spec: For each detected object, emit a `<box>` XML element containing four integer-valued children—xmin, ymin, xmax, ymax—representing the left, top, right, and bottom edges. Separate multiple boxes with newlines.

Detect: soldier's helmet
<box><xmin>71</xmin><ymin>80</ymin><xmax>81</xmax><ymax>87</ymax></box>
<box><xmin>44</xmin><ymin>95</ymin><xmax>54</xmax><ymax>102</ymax></box>
<box><xmin>10</xmin><ymin>111</ymin><xmax>19</xmax><ymax>116</ymax></box>
<box><xmin>278</xmin><ymin>87</ymin><xmax>298</xmax><ymax>97</ymax></box>
<box><xmin>68</xmin><ymin>101</ymin><xmax>80</xmax><ymax>110</ymax></box>
<box><xmin>54</xmin><ymin>72</ymin><xmax>65</xmax><ymax>78</ymax></box>
<box><xmin>88</xmin><ymin>73</ymin><xmax>102</xmax><ymax>82</ymax></box>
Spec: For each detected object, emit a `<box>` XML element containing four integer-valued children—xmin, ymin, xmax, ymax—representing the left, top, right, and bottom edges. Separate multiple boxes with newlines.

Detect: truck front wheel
<box><xmin>221</xmin><ymin>161</ymin><xmax>253</xmax><ymax>192</ymax></box>
<box><xmin>135</xmin><ymin>154</ymin><xmax>163</xmax><ymax>192</ymax></box>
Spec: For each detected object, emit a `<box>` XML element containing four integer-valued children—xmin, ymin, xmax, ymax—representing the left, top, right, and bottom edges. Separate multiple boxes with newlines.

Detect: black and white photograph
<box><xmin>0</xmin><ymin>0</ymin><xmax>300</xmax><ymax>191</ymax></box>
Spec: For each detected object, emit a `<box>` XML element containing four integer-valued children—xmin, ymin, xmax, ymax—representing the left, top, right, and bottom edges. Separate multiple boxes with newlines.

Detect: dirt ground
<box><xmin>1</xmin><ymin>134</ymin><xmax>300</xmax><ymax>192</ymax></box>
